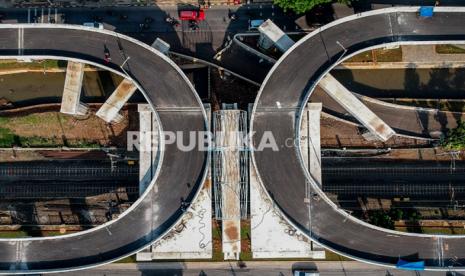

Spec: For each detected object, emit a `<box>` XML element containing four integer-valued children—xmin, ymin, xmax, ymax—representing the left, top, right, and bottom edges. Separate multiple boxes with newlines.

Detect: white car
<box><xmin>293</xmin><ymin>271</ymin><xmax>319</xmax><ymax>276</ymax></box>
<box><xmin>83</xmin><ymin>22</ymin><xmax>104</xmax><ymax>30</ymax></box>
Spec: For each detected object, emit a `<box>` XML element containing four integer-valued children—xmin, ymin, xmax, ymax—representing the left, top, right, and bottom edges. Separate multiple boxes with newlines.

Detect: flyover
<box><xmin>0</xmin><ymin>25</ymin><xmax>208</xmax><ymax>273</ymax></box>
<box><xmin>251</xmin><ymin>7</ymin><xmax>465</xmax><ymax>270</ymax></box>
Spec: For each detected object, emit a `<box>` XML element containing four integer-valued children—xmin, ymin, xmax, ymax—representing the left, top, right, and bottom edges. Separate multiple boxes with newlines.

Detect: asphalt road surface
<box><xmin>48</xmin><ymin>261</ymin><xmax>455</xmax><ymax>276</ymax></box>
<box><xmin>0</xmin><ymin>5</ymin><xmax>301</xmax><ymax>61</ymax></box>
<box><xmin>251</xmin><ymin>7</ymin><xmax>465</xmax><ymax>270</ymax></box>
<box><xmin>0</xmin><ymin>25</ymin><xmax>208</xmax><ymax>273</ymax></box>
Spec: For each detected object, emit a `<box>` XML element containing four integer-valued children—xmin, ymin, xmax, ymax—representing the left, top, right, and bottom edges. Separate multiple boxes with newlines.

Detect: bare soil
<box><xmin>0</xmin><ymin>104</ymin><xmax>139</xmax><ymax>148</ymax></box>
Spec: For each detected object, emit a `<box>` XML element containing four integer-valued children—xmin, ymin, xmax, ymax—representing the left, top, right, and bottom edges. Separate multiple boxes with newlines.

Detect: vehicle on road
<box><xmin>248</xmin><ymin>19</ymin><xmax>265</xmax><ymax>30</ymax></box>
<box><xmin>189</xmin><ymin>20</ymin><xmax>199</xmax><ymax>30</ymax></box>
<box><xmin>104</xmin><ymin>51</ymin><xmax>111</xmax><ymax>63</ymax></box>
<box><xmin>83</xmin><ymin>22</ymin><xmax>104</xmax><ymax>29</ymax></box>
<box><xmin>292</xmin><ymin>262</ymin><xmax>319</xmax><ymax>276</ymax></box>
<box><xmin>179</xmin><ymin>9</ymin><xmax>205</xmax><ymax>21</ymax></box>
<box><xmin>293</xmin><ymin>271</ymin><xmax>319</xmax><ymax>276</ymax></box>
<box><xmin>165</xmin><ymin>16</ymin><xmax>180</xmax><ymax>27</ymax></box>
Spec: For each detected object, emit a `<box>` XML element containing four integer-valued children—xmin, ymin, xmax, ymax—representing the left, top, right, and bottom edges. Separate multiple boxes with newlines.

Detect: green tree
<box><xmin>441</xmin><ymin>120</ymin><xmax>465</xmax><ymax>150</ymax></box>
<box><xmin>273</xmin><ymin>0</ymin><xmax>352</xmax><ymax>14</ymax></box>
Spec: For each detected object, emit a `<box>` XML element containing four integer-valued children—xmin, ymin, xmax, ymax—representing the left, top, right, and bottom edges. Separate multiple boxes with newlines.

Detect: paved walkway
<box><xmin>403</xmin><ymin>44</ymin><xmax>465</xmax><ymax>63</ymax></box>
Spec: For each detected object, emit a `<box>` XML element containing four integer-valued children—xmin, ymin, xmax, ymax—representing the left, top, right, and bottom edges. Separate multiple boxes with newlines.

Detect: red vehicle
<box><xmin>179</xmin><ymin>9</ymin><xmax>205</xmax><ymax>21</ymax></box>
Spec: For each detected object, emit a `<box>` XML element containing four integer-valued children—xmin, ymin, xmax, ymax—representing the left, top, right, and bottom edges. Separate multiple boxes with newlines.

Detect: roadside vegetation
<box><xmin>440</xmin><ymin>121</ymin><xmax>465</xmax><ymax>150</ymax></box>
<box><xmin>273</xmin><ymin>0</ymin><xmax>352</xmax><ymax>15</ymax></box>
<box><xmin>0</xmin><ymin>113</ymin><xmax>102</xmax><ymax>148</ymax></box>
<box><xmin>344</xmin><ymin>47</ymin><xmax>403</xmax><ymax>63</ymax></box>
<box><xmin>436</xmin><ymin>44</ymin><xmax>465</xmax><ymax>54</ymax></box>
<box><xmin>0</xmin><ymin>59</ymin><xmax>66</xmax><ymax>71</ymax></box>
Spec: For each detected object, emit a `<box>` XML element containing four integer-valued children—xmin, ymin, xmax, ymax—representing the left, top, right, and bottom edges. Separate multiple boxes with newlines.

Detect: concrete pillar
<box><xmin>219</xmin><ymin>110</ymin><xmax>242</xmax><ymax>260</ymax></box>
<box><xmin>96</xmin><ymin>78</ymin><xmax>137</xmax><ymax>123</ymax></box>
<box><xmin>319</xmin><ymin>74</ymin><xmax>395</xmax><ymax>142</ymax></box>
<box><xmin>60</xmin><ymin>61</ymin><xmax>88</xmax><ymax>116</ymax></box>
<box><xmin>138</xmin><ymin>104</ymin><xmax>159</xmax><ymax>195</ymax></box>
<box><xmin>255</xmin><ymin>21</ymin><xmax>394</xmax><ymax>142</ymax></box>
<box><xmin>258</xmin><ymin>19</ymin><xmax>294</xmax><ymax>53</ymax></box>
<box><xmin>307</xmin><ymin>103</ymin><xmax>322</xmax><ymax>186</ymax></box>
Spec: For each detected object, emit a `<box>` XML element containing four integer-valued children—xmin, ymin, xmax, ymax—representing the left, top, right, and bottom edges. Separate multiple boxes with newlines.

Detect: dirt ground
<box><xmin>0</xmin><ymin>104</ymin><xmax>139</xmax><ymax>148</ymax></box>
<box><xmin>320</xmin><ymin>114</ymin><xmax>431</xmax><ymax>148</ymax></box>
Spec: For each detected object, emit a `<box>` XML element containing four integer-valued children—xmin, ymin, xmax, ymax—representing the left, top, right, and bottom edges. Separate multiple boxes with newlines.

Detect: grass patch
<box><xmin>323</xmin><ymin>250</ymin><xmax>351</xmax><ymax>261</ymax></box>
<box><xmin>0</xmin><ymin>60</ymin><xmax>66</xmax><ymax>70</ymax></box>
<box><xmin>0</xmin><ymin>127</ymin><xmax>16</xmax><ymax>147</ymax></box>
<box><xmin>0</xmin><ymin>113</ymin><xmax>100</xmax><ymax>148</ymax></box>
<box><xmin>436</xmin><ymin>44</ymin><xmax>465</xmax><ymax>54</ymax></box>
<box><xmin>0</xmin><ymin>117</ymin><xmax>11</xmax><ymax>124</ymax></box>
<box><xmin>212</xmin><ymin>219</ymin><xmax>223</xmax><ymax>261</ymax></box>
<box><xmin>240</xmin><ymin>219</ymin><xmax>251</xmax><ymax>261</ymax></box>
<box><xmin>346</xmin><ymin>51</ymin><xmax>373</xmax><ymax>63</ymax></box>
<box><xmin>115</xmin><ymin>255</ymin><xmax>137</xmax><ymax>263</ymax></box>
<box><xmin>0</xmin><ymin>231</ymin><xmax>29</xmax><ymax>238</ymax></box>
<box><xmin>345</xmin><ymin>47</ymin><xmax>403</xmax><ymax>63</ymax></box>
<box><xmin>396</xmin><ymin>226</ymin><xmax>465</xmax><ymax>235</ymax></box>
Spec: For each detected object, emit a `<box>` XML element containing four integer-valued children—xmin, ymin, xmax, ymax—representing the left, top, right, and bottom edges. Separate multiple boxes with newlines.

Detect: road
<box><xmin>48</xmin><ymin>261</ymin><xmax>452</xmax><ymax>276</ymax></box>
<box><xmin>251</xmin><ymin>7</ymin><xmax>465</xmax><ymax>270</ymax></box>
<box><xmin>0</xmin><ymin>25</ymin><xmax>208</xmax><ymax>273</ymax></box>
<box><xmin>0</xmin><ymin>5</ymin><xmax>301</xmax><ymax>60</ymax></box>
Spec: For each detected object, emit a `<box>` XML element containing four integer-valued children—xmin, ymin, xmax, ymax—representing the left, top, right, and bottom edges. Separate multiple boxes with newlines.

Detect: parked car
<box><xmin>293</xmin><ymin>270</ymin><xmax>319</xmax><ymax>276</ymax></box>
<box><xmin>83</xmin><ymin>22</ymin><xmax>104</xmax><ymax>29</ymax></box>
<box><xmin>248</xmin><ymin>19</ymin><xmax>264</xmax><ymax>30</ymax></box>
<box><xmin>179</xmin><ymin>9</ymin><xmax>205</xmax><ymax>21</ymax></box>
<box><xmin>292</xmin><ymin>262</ymin><xmax>319</xmax><ymax>276</ymax></box>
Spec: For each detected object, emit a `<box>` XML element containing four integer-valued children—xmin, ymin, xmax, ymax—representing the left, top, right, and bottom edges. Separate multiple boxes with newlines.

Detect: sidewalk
<box><xmin>339</xmin><ymin>44</ymin><xmax>465</xmax><ymax>69</ymax></box>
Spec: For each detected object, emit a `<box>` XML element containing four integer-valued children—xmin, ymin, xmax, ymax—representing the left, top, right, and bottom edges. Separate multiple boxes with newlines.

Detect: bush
<box><xmin>273</xmin><ymin>0</ymin><xmax>352</xmax><ymax>14</ymax></box>
<box><xmin>441</xmin><ymin>121</ymin><xmax>465</xmax><ymax>150</ymax></box>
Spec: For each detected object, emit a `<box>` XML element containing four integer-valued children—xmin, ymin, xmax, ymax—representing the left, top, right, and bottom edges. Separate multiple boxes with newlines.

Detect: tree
<box><xmin>273</xmin><ymin>0</ymin><xmax>352</xmax><ymax>15</ymax></box>
<box><xmin>441</xmin><ymin>121</ymin><xmax>465</xmax><ymax>150</ymax></box>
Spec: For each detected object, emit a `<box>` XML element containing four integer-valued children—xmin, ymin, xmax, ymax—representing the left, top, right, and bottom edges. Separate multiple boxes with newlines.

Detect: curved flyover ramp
<box><xmin>251</xmin><ymin>7</ymin><xmax>465</xmax><ymax>270</ymax></box>
<box><xmin>0</xmin><ymin>25</ymin><xmax>208</xmax><ymax>273</ymax></box>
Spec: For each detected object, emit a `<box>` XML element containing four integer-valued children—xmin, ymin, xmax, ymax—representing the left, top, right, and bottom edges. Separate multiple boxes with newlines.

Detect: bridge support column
<box><xmin>302</xmin><ymin>103</ymin><xmax>322</xmax><ymax>187</ymax></box>
<box><xmin>258</xmin><ymin>19</ymin><xmax>295</xmax><ymax>52</ymax></box>
<box><xmin>137</xmin><ymin>104</ymin><xmax>159</xmax><ymax>195</ymax></box>
<box><xmin>256</xmin><ymin>21</ymin><xmax>394</xmax><ymax>142</ymax></box>
<box><xmin>96</xmin><ymin>78</ymin><xmax>137</xmax><ymax>123</ymax></box>
<box><xmin>60</xmin><ymin>61</ymin><xmax>88</xmax><ymax>116</ymax></box>
<box><xmin>319</xmin><ymin>74</ymin><xmax>395</xmax><ymax>142</ymax></box>
<box><xmin>137</xmin><ymin>104</ymin><xmax>212</xmax><ymax>261</ymax></box>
